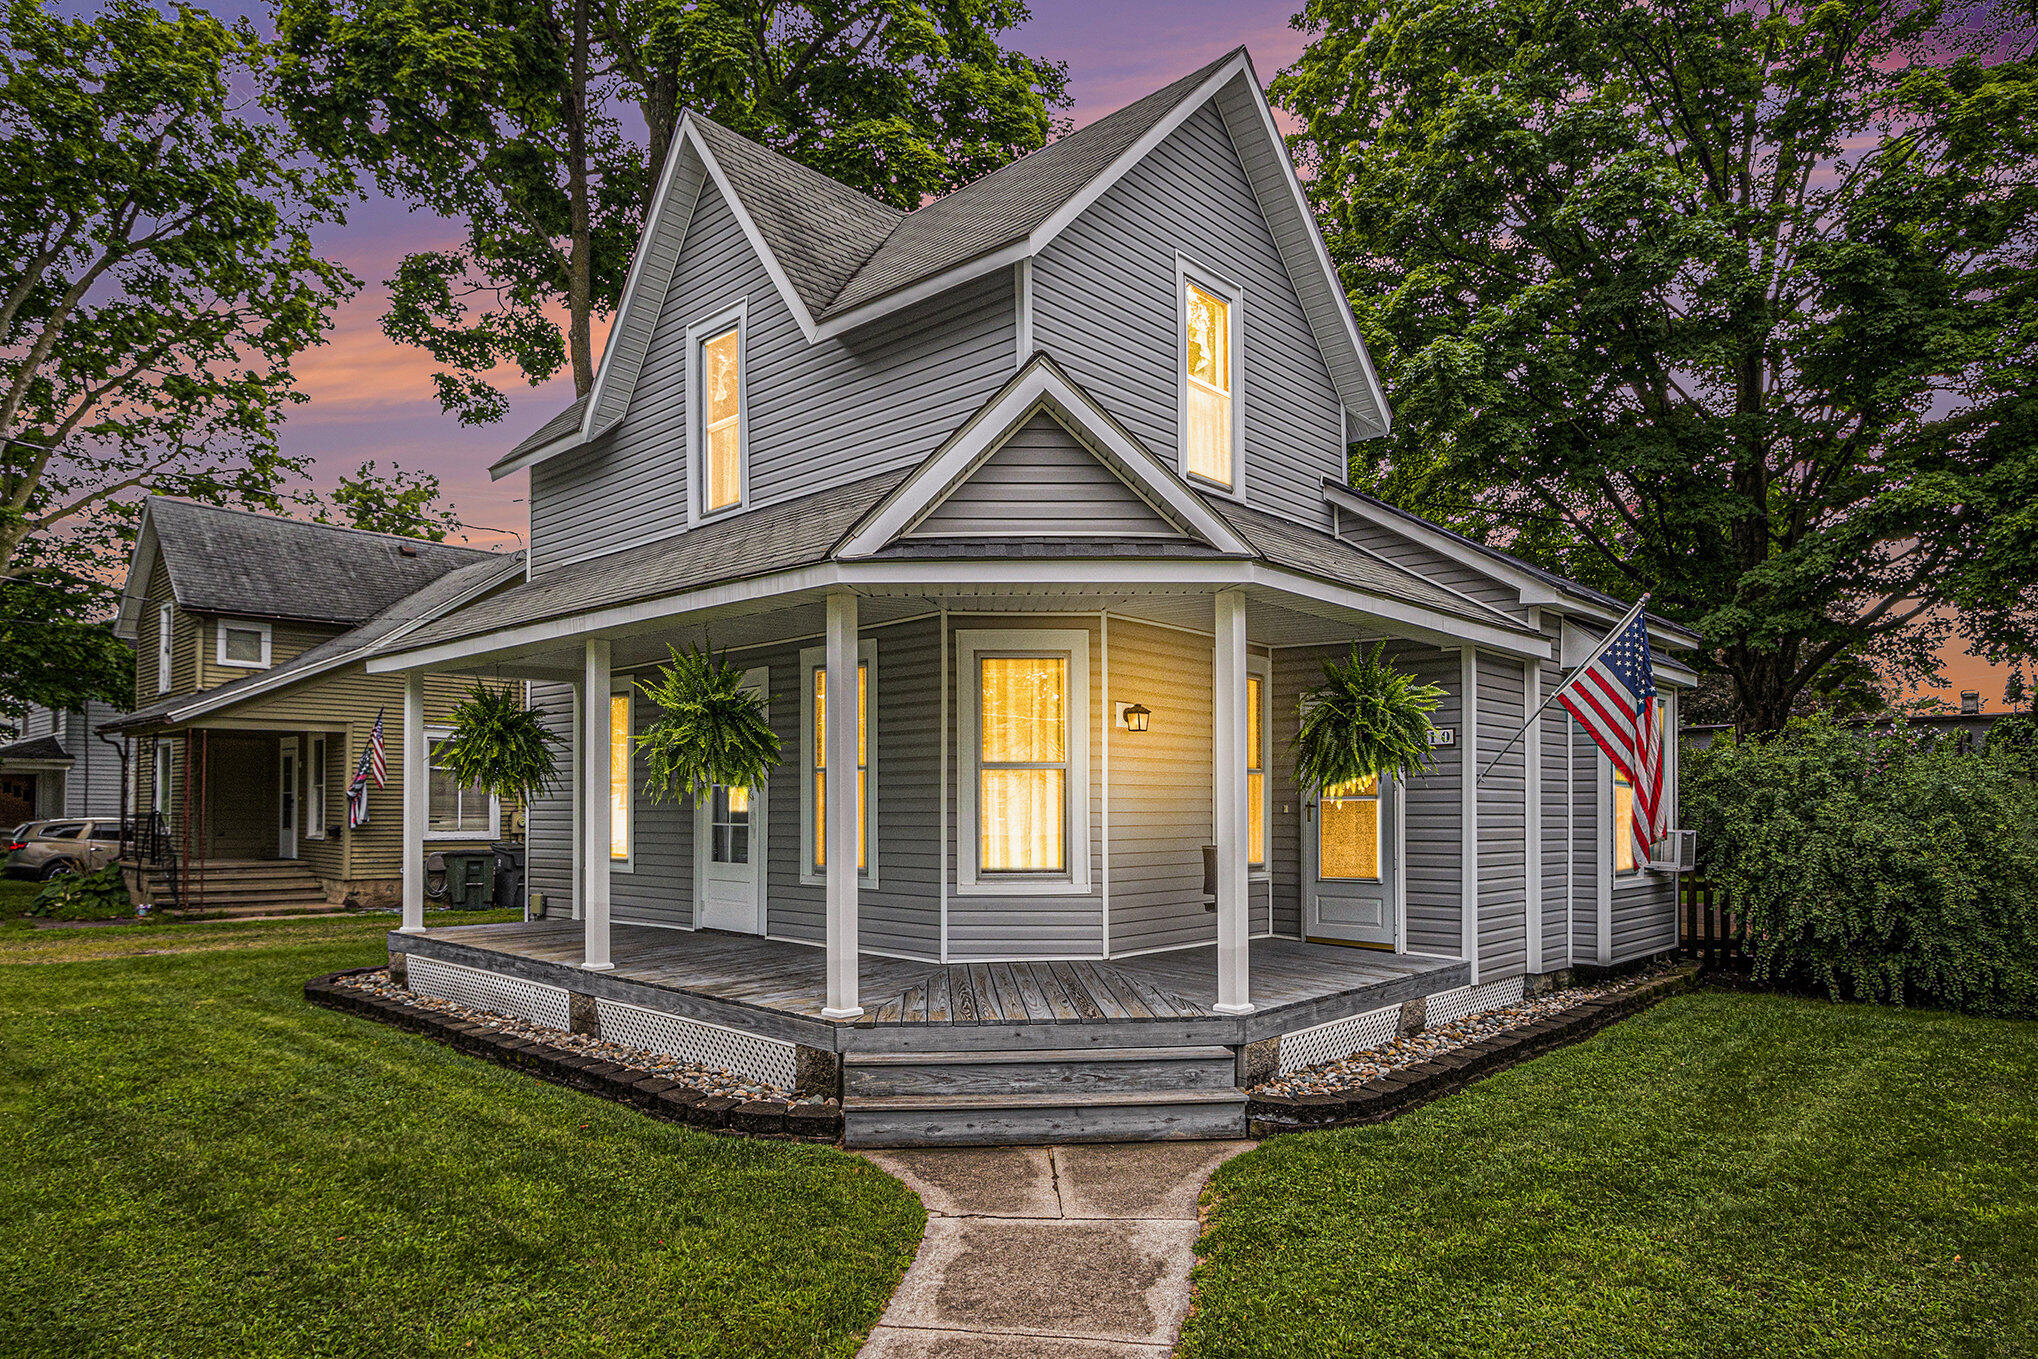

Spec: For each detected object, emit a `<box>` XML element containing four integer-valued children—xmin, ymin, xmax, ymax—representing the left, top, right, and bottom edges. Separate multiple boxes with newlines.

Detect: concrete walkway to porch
<box><xmin>858</xmin><ymin>1140</ymin><xmax>1255</xmax><ymax>1357</ymax></box>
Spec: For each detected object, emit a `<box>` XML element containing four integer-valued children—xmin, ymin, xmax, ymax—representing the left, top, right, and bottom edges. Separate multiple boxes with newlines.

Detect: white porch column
<box><xmin>822</xmin><ymin>590</ymin><xmax>863</xmax><ymax>1019</ymax></box>
<box><xmin>1212</xmin><ymin>588</ymin><xmax>1253</xmax><ymax>1015</ymax></box>
<box><xmin>581</xmin><ymin>638</ymin><xmax>614</xmax><ymax>971</ymax></box>
<box><xmin>398</xmin><ymin>671</ymin><xmax>427</xmax><ymax>934</ymax></box>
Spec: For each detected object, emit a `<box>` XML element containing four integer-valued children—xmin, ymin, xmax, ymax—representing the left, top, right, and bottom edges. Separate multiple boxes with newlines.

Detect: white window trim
<box><xmin>214</xmin><ymin>618</ymin><xmax>273</xmax><ymax>670</ymax></box>
<box><xmin>305</xmin><ymin>735</ymin><xmax>327</xmax><ymax>840</ymax></box>
<box><xmin>152</xmin><ymin>738</ymin><xmax>172</xmax><ymax>814</ymax></box>
<box><xmin>156</xmin><ymin>604</ymin><xmax>173</xmax><ymax>694</ymax></box>
<box><xmin>685</xmin><ymin>299</ymin><xmax>749</xmax><ymax>526</ymax></box>
<box><xmin>1247</xmin><ymin>653</ymin><xmax>1272</xmax><ymax>880</ymax></box>
<box><xmin>609</xmin><ymin>684</ymin><xmax>635</xmax><ymax>871</ymax></box>
<box><xmin>423</xmin><ymin>723</ymin><xmax>501</xmax><ymax>840</ymax></box>
<box><xmin>956</xmin><ymin>627</ymin><xmax>1092</xmax><ymax>896</ymax></box>
<box><xmin>1175</xmin><ymin>255</ymin><xmax>1246</xmax><ymax>499</ymax></box>
<box><xmin>799</xmin><ymin>638</ymin><xmax>877</xmax><ymax>887</ymax></box>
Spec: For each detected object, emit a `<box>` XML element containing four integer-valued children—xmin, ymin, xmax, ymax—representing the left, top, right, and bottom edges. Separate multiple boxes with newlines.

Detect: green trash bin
<box><xmin>440</xmin><ymin>850</ymin><xmax>494</xmax><ymax>909</ymax></box>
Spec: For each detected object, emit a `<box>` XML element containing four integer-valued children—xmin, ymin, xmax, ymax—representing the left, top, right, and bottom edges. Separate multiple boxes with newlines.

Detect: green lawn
<box><xmin>1185</xmin><ymin>990</ymin><xmax>2038</xmax><ymax>1358</ymax></box>
<box><xmin>0</xmin><ymin>896</ymin><xmax>924</xmax><ymax>1359</ymax></box>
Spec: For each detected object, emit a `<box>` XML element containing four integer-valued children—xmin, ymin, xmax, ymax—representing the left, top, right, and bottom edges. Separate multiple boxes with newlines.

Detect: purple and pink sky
<box><xmin>268</xmin><ymin>0</ymin><xmax>2016</xmax><ymax>710</ymax></box>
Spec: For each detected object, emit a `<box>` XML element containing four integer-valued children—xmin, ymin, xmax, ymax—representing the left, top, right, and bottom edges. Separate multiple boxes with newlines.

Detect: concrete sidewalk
<box><xmin>859</xmin><ymin>1141</ymin><xmax>1254</xmax><ymax>1357</ymax></box>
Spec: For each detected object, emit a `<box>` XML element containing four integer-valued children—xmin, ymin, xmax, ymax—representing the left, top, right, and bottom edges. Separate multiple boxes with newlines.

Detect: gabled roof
<box><xmin>835</xmin><ymin>353</ymin><xmax>1253</xmax><ymax>559</ymax></box>
<box><xmin>496</xmin><ymin>46</ymin><xmax>1391</xmax><ymax>479</ymax></box>
<box><xmin>0</xmin><ymin>734</ymin><xmax>70</xmax><ymax>766</ymax></box>
<box><xmin>113</xmin><ymin>498</ymin><xmax>501</xmax><ymax>640</ymax></box>
<box><xmin>104</xmin><ymin>551</ymin><xmax>526</xmax><ymax>733</ymax></box>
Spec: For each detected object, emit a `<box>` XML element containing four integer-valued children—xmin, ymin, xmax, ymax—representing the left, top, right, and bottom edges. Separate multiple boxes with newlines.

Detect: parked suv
<box><xmin>4</xmin><ymin>819</ymin><xmax>123</xmax><ymax>880</ymax></box>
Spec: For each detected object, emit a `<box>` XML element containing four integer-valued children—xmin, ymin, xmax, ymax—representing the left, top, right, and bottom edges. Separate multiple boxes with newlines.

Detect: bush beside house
<box><xmin>1685</xmin><ymin>715</ymin><xmax>2038</xmax><ymax>1018</ymax></box>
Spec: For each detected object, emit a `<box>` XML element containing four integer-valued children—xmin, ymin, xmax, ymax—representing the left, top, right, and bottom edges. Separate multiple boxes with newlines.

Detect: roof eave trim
<box><xmin>111</xmin><ymin>507</ymin><xmax>162</xmax><ymax>641</ymax></box>
<box><xmin>489</xmin><ymin>427</ymin><xmax>589</xmax><ymax>481</ymax></box>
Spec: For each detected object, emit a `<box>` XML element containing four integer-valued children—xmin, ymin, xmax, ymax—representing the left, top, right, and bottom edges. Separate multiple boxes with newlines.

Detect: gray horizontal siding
<box><xmin>910</xmin><ymin>411</ymin><xmax>1176</xmax><ymax>539</ymax></box>
<box><xmin>1030</xmin><ymin>102</ymin><xmax>1344</xmax><ymax>528</ymax></box>
<box><xmin>612</xmin><ymin>676</ymin><xmax>693</xmax><ymax>929</ymax></box>
<box><xmin>1397</xmin><ymin>645</ymin><xmax>1464</xmax><ymax>957</ymax></box>
<box><xmin>1538</xmin><ymin>627</ymin><xmax>1577</xmax><ymax>971</ymax></box>
<box><xmin>531</xmin><ymin>179</ymin><xmax>1014</xmax><ymax>572</ymax></box>
<box><xmin>526</xmin><ymin>681</ymin><xmax>576</xmax><ymax>913</ymax></box>
<box><xmin>1476</xmin><ymin>652</ymin><xmax>1528</xmax><ymax>979</ymax></box>
<box><xmin>1571</xmin><ymin>717</ymin><xmax>1602</xmax><ymax>963</ymax></box>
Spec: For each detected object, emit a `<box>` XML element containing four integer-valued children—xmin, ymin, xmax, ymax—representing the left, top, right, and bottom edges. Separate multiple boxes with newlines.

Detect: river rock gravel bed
<box><xmin>335</xmin><ymin>968</ymin><xmax>790</xmax><ymax>1100</ymax></box>
<box><xmin>1256</xmin><ymin>965</ymin><xmax>1670</xmax><ymax>1097</ymax></box>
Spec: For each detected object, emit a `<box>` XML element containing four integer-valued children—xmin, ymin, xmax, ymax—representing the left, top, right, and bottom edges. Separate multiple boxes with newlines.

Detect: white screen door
<box><xmin>695</xmin><ymin>667</ymin><xmax>767</xmax><ymax>933</ymax></box>
<box><xmin>277</xmin><ymin>741</ymin><xmax>298</xmax><ymax>860</ymax></box>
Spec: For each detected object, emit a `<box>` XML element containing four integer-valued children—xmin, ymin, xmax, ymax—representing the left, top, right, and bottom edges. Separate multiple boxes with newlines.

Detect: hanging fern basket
<box><xmin>435</xmin><ymin>684</ymin><xmax>566</xmax><ymax>804</ymax></box>
<box><xmin>1293</xmin><ymin>642</ymin><xmax>1446</xmax><ymax>790</ymax></box>
<box><xmin>636</xmin><ymin>644</ymin><xmax>782</xmax><ymax>801</ymax></box>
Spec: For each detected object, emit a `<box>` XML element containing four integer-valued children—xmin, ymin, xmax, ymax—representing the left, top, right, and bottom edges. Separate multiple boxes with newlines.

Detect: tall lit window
<box><xmin>152</xmin><ymin>739</ymin><xmax>172</xmax><ymax>814</ymax></box>
<box><xmin>1184</xmin><ymin>280</ymin><xmax>1233</xmax><ymax>487</ymax></box>
<box><xmin>1319</xmin><ymin>776</ymin><xmax>1380</xmax><ymax>880</ymax></box>
<box><xmin>1247</xmin><ymin>672</ymin><xmax>1266</xmax><ymax>869</ymax></box>
<box><xmin>306</xmin><ymin>736</ymin><xmax>326</xmax><ymax>840</ymax></box>
<box><xmin>1613</xmin><ymin>767</ymin><xmax>1637</xmax><ymax>874</ymax></box>
<box><xmin>156</xmin><ymin>604</ymin><xmax>173</xmax><ymax>695</ymax></box>
<box><xmin>811</xmin><ymin>662</ymin><xmax>868</xmax><ymax>872</ymax></box>
<box><xmin>979</xmin><ymin>656</ymin><xmax>1068</xmax><ymax>873</ymax></box>
<box><xmin>701</xmin><ymin>325</ymin><xmax>742</xmax><ymax>514</ymax></box>
<box><xmin>610</xmin><ymin>692</ymin><xmax>631</xmax><ymax>861</ymax></box>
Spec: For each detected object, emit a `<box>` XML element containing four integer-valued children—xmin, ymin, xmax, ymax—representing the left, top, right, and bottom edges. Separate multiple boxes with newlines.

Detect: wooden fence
<box><xmin>1678</xmin><ymin>876</ymin><xmax>1749</xmax><ymax>969</ymax></box>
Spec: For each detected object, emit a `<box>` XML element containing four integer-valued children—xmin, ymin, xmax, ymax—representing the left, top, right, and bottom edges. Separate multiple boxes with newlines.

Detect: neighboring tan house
<box><xmin>105</xmin><ymin>498</ymin><xmax>524</xmax><ymax>911</ymax></box>
<box><xmin>360</xmin><ymin>48</ymin><xmax>1702</xmax><ymax>1145</ymax></box>
<box><xmin>0</xmin><ymin>701</ymin><xmax>130</xmax><ymax>825</ymax></box>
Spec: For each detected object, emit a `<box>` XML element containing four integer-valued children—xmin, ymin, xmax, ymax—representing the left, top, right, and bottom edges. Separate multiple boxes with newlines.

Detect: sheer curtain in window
<box><xmin>979</xmin><ymin>656</ymin><xmax>1067</xmax><ymax>873</ymax></box>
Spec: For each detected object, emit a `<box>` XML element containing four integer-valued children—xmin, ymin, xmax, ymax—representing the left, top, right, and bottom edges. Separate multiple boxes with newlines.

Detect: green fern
<box><xmin>1293</xmin><ymin>642</ymin><xmax>1445</xmax><ymax>790</ymax></box>
<box><xmin>636</xmin><ymin>644</ymin><xmax>781</xmax><ymax>801</ymax></box>
<box><xmin>435</xmin><ymin>683</ymin><xmax>564</xmax><ymax>802</ymax></box>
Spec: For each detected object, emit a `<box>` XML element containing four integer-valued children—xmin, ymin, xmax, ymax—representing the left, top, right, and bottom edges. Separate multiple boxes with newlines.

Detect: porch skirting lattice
<box><xmin>594</xmin><ymin>996</ymin><xmax>797</xmax><ymax>1088</ymax></box>
<box><xmin>1274</xmin><ymin>1002</ymin><xmax>1403</xmax><ymax>1076</ymax></box>
<box><xmin>1424</xmin><ymin>976</ymin><xmax>1527</xmax><ymax>1028</ymax></box>
<box><xmin>406</xmin><ymin>955</ymin><xmax>574</xmax><ymax>1031</ymax></box>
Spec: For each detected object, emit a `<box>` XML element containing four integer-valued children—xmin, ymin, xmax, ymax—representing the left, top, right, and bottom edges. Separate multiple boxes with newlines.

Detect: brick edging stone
<box><xmin>304</xmin><ymin>969</ymin><xmax>845</xmax><ymax>1143</ymax></box>
<box><xmin>1244</xmin><ymin>964</ymin><xmax>1701</xmax><ymax>1137</ymax></box>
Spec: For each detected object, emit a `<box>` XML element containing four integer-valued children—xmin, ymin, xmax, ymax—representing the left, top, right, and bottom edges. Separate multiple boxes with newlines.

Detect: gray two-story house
<box><xmin>364</xmin><ymin>49</ymin><xmax>1699</xmax><ymax>1145</ymax></box>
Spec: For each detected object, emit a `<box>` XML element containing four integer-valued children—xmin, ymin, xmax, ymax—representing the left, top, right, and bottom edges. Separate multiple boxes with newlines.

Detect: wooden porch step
<box><xmin>842</xmin><ymin>1088</ymin><xmax>1247</xmax><ymax>1148</ymax></box>
<box><xmin>844</xmin><ymin>1046</ymin><xmax>1238</xmax><ymax>1099</ymax></box>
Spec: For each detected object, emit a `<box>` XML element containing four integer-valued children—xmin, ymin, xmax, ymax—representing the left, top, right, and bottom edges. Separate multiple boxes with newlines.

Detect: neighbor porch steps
<box><xmin>841</xmin><ymin>1044</ymin><xmax>1247</xmax><ymax>1147</ymax></box>
<box><xmin>131</xmin><ymin>859</ymin><xmax>331</xmax><ymax>916</ymax></box>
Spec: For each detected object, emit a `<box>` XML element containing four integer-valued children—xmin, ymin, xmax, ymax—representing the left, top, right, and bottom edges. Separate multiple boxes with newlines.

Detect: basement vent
<box><xmin>1424</xmin><ymin>976</ymin><xmax>1527</xmax><ymax>1029</ymax></box>
<box><xmin>594</xmin><ymin>997</ymin><xmax>796</xmax><ymax>1090</ymax></box>
<box><xmin>406</xmin><ymin>955</ymin><xmax>573</xmax><ymax>1031</ymax></box>
<box><xmin>1275</xmin><ymin>1002</ymin><xmax>1403</xmax><ymax>1075</ymax></box>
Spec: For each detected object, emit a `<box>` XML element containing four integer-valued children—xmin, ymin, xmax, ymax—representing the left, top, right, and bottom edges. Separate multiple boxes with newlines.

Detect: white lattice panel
<box><xmin>407</xmin><ymin>956</ymin><xmax>572</xmax><ymax>1031</ymax></box>
<box><xmin>1276</xmin><ymin>1003</ymin><xmax>1403</xmax><ymax>1075</ymax></box>
<box><xmin>595</xmin><ymin>998</ymin><xmax>795</xmax><ymax>1090</ymax></box>
<box><xmin>1424</xmin><ymin>976</ymin><xmax>1526</xmax><ymax>1028</ymax></box>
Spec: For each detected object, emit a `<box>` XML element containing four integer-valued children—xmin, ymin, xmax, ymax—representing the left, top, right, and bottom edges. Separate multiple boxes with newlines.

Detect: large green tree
<box><xmin>1275</xmin><ymin>0</ymin><xmax>2038</xmax><ymax>731</ymax></box>
<box><xmin>271</xmin><ymin>0</ymin><xmax>1068</xmax><ymax>424</ymax></box>
<box><xmin>0</xmin><ymin>0</ymin><xmax>354</xmax><ymax>714</ymax></box>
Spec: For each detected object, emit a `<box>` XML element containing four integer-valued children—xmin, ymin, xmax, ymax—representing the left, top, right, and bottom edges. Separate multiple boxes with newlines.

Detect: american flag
<box><xmin>347</xmin><ymin>707</ymin><xmax>388</xmax><ymax>828</ymax></box>
<box><xmin>1557</xmin><ymin>606</ymin><xmax>1666</xmax><ymax>862</ymax></box>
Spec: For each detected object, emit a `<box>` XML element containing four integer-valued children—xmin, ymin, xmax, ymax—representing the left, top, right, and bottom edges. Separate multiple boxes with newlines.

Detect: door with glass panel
<box><xmin>1301</xmin><ymin>767</ymin><xmax>1397</xmax><ymax>947</ymax></box>
<box><xmin>695</xmin><ymin>667</ymin><xmax>767</xmax><ymax>933</ymax></box>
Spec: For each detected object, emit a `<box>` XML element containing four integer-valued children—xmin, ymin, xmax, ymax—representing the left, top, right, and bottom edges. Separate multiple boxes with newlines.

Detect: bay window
<box><xmin>958</xmin><ymin>629</ymin><xmax>1090</xmax><ymax>892</ymax></box>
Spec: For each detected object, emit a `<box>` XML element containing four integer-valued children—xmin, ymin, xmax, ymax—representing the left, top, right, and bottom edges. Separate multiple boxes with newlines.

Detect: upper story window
<box><xmin>215</xmin><ymin>619</ymin><xmax>272</xmax><ymax>669</ymax></box>
<box><xmin>1180</xmin><ymin>263</ymin><xmax>1242</xmax><ymax>492</ymax></box>
<box><xmin>689</xmin><ymin>303</ymin><xmax>747</xmax><ymax>521</ymax></box>
<box><xmin>156</xmin><ymin>604</ymin><xmax>173</xmax><ymax>694</ymax></box>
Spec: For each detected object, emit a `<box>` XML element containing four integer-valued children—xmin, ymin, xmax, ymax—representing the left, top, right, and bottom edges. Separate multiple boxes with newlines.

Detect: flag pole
<box><xmin>1475</xmin><ymin>594</ymin><xmax>1651</xmax><ymax>785</ymax></box>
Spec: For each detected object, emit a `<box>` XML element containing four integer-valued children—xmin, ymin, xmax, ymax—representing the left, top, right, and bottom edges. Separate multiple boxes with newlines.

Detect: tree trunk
<box><xmin>565</xmin><ymin>0</ymin><xmax>595</xmax><ymax>396</ymax></box>
<box><xmin>643</xmin><ymin>69</ymin><xmax>677</xmax><ymax>210</ymax></box>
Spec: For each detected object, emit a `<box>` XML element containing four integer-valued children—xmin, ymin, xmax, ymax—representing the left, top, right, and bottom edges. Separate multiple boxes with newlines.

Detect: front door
<box><xmin>695</xmin><ymin>667</ymin><xmax>766</xmax><ymax>933</ymax></box>
<box><xmin>1302</xmin><ymin>772</ymin><xmax>1397</xmax><ymax>947</ymax></box>
<box><xmin>277</xmin><ymin>741</ymin><xmax>298</xmax><ymax>860</ymax></box>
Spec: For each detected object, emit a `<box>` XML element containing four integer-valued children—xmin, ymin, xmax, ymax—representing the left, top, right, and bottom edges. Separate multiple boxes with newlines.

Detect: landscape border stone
<box><xmin>1244</xmin><ymin>963</ymin><xmax>1700</xmax><ymax>1136</ymax></box>
<box><xmin>304</xmin><ymin>968</ymin><xmax>845</xmax><ymax>1143</ymax></box>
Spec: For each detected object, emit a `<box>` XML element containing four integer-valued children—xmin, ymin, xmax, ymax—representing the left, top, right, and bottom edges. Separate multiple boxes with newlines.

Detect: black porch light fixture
<box><xmin>1120</xmin><ymin>702</ymin><xmax>1151</xmax><ymax>733</ymax></box>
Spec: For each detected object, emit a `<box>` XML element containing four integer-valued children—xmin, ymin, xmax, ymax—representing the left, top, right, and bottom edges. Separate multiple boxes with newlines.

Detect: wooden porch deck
<box><xmin>394</xmin><ymin>919</ymin><xmax>1470</xmax><ymax>1051</ymax></box>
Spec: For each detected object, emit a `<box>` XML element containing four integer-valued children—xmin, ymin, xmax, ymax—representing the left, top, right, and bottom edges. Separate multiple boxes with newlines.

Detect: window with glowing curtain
<box><xmin>1319</xmin><ymin>776</ymin><xmax>1380</xmax><ymax>880</ymax></box>
<box><xmin>610</xmin><ymin>693</ymin><xmax>630</xmax><ymax>861</ymax></box>
<box><xmin>1247</xmin><ymin>672</ymin><xmax>1266</xmax><ymax>869</ymax></box>
<box><xmin>811</xmin><ymin>663</ymin><xmax>867</xmax><ymax>872</ymax></box>
<box><xmin>700</xmin><ymin>325</ymin><xmax>741</xmax><ymax>513</ymax></box>
<box><xmin>1613</xmin><ymin>767</ymin><xmax>1637</xmax><ymax>874</ymax></box>
<box><xmin>978</xmin><ymin>656</ymin><xmax>1067</xmax><ymax>873</ymax></box>
<box><xmin>1184</xmin><ymin>281</ymin><xmax>1232</xmax><ymax>487</ymax></box>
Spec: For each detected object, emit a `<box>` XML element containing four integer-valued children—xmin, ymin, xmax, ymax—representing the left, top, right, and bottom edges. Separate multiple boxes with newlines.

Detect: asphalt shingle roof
<box><xmin>0</xmin><ymin>735</ymin><xmax>70</xmax><ymax>764</ymax></box>
<box><xmin>148</xmin><ymin>498</ymin><xmax>500</xmax><ymax>627</ymax></box>
<box><xmin>505</xmin><ymin>393</ymin><xmax>590</xmax><ymax>462</ymax></box>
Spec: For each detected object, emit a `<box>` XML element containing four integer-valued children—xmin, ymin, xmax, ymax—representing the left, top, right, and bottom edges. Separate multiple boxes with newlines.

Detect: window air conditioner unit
<box><xmin>1650</xmin><ymin>828</ymin><xmax>1696</xmax><ymax>873</ymax></box>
